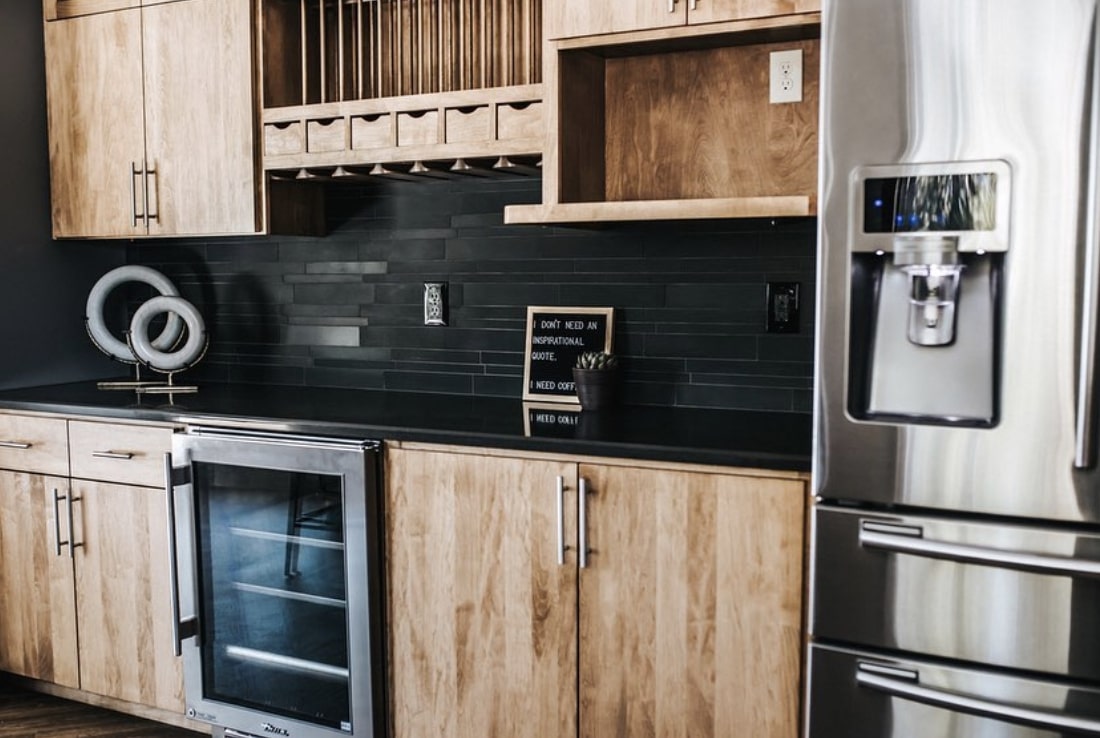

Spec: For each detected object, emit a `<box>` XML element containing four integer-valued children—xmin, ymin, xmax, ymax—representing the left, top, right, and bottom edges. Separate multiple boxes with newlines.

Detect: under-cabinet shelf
<box><xmin>504</xmin><ymin>195</ymin><xmax>815</xmax><ymax>224</ymax></box>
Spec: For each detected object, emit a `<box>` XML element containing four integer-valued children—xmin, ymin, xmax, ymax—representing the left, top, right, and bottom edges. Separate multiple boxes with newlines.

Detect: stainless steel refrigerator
<box><xmin>809</xmin><ymin>0</ymin><xmax>1100</xmax><ymax>735</ymax></box>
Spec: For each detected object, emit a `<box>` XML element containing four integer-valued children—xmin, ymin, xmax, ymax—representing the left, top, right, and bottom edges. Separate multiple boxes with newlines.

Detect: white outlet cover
<box><xmin>769</xmin><ymin>49</ymin><xmax>803</xmax><ymax>104</ymax></box>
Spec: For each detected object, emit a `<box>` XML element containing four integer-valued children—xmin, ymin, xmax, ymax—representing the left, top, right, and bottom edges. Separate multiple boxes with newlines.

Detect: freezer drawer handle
<box><xmin>857</xmin><ymin>661</ymin><xmax>1100</xmax><ymax>734</ymax></box>
<box><xmin>859</xmin><ymin>521</ymin><xmax>1100</xmax><ymax>578</ymax></box>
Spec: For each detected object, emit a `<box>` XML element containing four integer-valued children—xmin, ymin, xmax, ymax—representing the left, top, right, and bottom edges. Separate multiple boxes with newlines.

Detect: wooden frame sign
<box><xmin>523</xmin><ymin>306</ymin><xmax>614</xmax><ymax>403</ymax></box>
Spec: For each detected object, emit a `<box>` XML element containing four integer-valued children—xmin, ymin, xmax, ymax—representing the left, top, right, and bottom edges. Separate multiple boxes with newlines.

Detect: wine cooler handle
<box><xmin>1076</xmin><ymin>9</ymin><xmax>1100</xmax><ymax>469</ymax></box>
<box><xmin>857</xmin><ymin>662</ymin><xmax>1100</xmax><ymax>734</ymax></box>
<box><xmin>165</xmin><ymin>452</ymin><xmax>198</xmax><ymax>656</ymax></box>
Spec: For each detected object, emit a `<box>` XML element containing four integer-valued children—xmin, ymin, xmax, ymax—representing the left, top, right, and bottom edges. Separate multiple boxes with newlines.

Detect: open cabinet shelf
<box><xmin>511</xmin><ymin>13</ymin><xmax>820</xmax><ymax>224</ymax></box>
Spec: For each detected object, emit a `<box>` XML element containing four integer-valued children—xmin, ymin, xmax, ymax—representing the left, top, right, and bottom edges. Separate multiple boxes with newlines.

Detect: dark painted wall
<box><xmin>1</xmin><ymin>4</ymin><xmax>122</xmax><ymax>389</ymax></box>
<box><xmin>128</xmin><ymin>178</ymin><xmax>816</xmax><ymax>413</ymax></box>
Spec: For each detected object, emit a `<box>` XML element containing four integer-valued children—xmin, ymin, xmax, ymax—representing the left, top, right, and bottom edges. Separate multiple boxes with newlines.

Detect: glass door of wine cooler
<box><xmin>169</xmin><ymin>429</ymin><xmax>384</xmax><ymax>738</ymax></box>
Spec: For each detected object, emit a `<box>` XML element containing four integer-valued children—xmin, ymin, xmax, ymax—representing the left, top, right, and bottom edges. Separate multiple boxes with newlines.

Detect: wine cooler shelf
<box><xmin>262</xmin><ymin>0</ymin><xmax>544</xmax><ymax>175</ymax></box>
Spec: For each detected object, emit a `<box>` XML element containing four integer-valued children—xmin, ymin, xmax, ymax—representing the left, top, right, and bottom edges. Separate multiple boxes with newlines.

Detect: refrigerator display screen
<box><xmin>863</xmin><ymin>173</ymin><xmax>998</xmax><ymax>233</ymax></box>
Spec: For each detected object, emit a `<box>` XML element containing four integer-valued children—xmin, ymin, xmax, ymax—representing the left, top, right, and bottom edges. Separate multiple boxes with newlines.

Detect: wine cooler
<box><xmin>167</xmin><ymin>427</ymin><xmax>385</xmax><ymax>738</ymax></box>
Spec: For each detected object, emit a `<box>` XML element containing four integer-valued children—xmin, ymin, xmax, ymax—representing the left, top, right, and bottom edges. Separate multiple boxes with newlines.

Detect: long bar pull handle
<box><xmin>0</xmin><ymin>441</ymin><xmax>32</xmax><ymax>449</ymax></box>
<box><xmin>578</xmin><ymin>477</ymin><xmax>589</xmax><ymax>569</ymax></box>
<box><xmin>52</xmin><ymin>488</ymin><xmax>65</xmax><ymax>557</ymax></box>
<box><xmin>65</xmin><ymin>489</ymin><xmax>79</xmax><ymax>560</ymax></box>
<box><xmin>145</xmin><ymin>164</ymin><xmax>159</xmax><ymax>225</ymax></box>
<box><xmin>1076</xmin><ymin>9</ymin><xmax>1100</xmax><ymax>469</ymax></box>
<box><xmin>859</xmin><ymin>521</ymin><xmax>1100</xmax><ymax>578</ymax></box>
<box><xmin>165</xmin><ymin>452</ymin><xmax>198</xmax><ymax>656</ymax></box>
<box><xmin>857</xmin><ymin>663</ymin><xmax>1100</xmax><ymax>734</ymax></box>
<box><xmin>130</xmin><ymin>161</ymin><xmax>143</xmax><ymax>227</ymax></box>
<box><xmin>555</xmin><ymin>475</ymin><xmax>568</xmax><ymax>566</ymax></box>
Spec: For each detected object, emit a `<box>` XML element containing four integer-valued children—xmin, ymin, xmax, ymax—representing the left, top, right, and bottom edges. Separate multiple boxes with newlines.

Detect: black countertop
<box><xmin>0</xmin><ymin>381</ymin><xmax>812</xmax><ymax>472</ymax></box>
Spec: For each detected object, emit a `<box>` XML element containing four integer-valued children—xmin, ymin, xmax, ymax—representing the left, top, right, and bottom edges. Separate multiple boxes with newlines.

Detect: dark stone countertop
<box><xmin>0</xmin><ymin>381</ymin><xmax>812</xmax><ymax>472</ymax></box>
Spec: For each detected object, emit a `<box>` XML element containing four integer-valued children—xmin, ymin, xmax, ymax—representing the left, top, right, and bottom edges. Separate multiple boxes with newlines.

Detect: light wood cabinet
<box><xmin>43</xmin><ymin>0</ymin><xmax>319</xmax><ymax>238</ymax></box>
<box><xmin>548</xmin><ymin>0</ymin><xmax>820</xmax><ymax>40</ymax></box>
<box><xmin>506</xmin><ymin>4</ymin><xmax>821</xmax><ymax>225</ymax></box>
<box><xmin>0</xmin><ymin>472</ymin><xmax>79</xmax><ymax>689</ymax></box>
<box><xmin>386</xmin><ymin>444</ymin><xmax>806</xmax><ymax>738</ymax></box>
<box><xmin>73</xmin><ymin>478</ymin><xmax>183</xmax><ymax>712</ymax></box>
<box><xmin>0</xmin><ymin>414</ymin><xmax>183</xmax><ymax>716</ymax></box>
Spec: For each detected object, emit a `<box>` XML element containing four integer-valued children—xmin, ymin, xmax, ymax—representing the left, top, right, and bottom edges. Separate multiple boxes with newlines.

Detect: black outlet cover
<box><xmin>766</xmin><ymin>282</ymin><xmax>800</xmax><ymax>334</ymax></box>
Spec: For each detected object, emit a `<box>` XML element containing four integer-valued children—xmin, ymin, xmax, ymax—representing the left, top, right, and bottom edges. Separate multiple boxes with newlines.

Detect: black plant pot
<box><xmin>572</xmin><ymin>367</ymin><xmax>619</xmax><ymax>411</ymax></box>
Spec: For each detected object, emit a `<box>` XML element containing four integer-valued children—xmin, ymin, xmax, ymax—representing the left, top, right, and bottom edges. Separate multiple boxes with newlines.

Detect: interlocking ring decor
<box><xmin>85</xmin><ymin>266</ymin><xmax>207</xmax><ymax>393</ymax></box>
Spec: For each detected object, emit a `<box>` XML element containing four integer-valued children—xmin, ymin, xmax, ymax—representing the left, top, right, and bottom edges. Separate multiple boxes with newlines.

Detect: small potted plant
<box><xmin>572</xmin><ymin>351</ymin><xmax>620</xmax><ymax>411</ymax></box>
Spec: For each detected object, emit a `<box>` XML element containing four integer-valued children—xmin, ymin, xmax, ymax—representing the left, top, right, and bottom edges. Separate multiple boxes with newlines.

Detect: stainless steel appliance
<box><xmin>167</xmin><ymin>428</ymin><xmax>385</xmax><ymax>738</ymax></box>
<box><xmin>810</xmin><ymin>1</ymin><xmax>1100</xmax><ymax>735</ymax></box>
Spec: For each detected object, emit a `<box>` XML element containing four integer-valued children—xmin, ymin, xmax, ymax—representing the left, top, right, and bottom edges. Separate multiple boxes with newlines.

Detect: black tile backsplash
<box><xmin>126</xmin><ymin>177</ymin><xmax>816</xmax><ymax>412</ymax></box>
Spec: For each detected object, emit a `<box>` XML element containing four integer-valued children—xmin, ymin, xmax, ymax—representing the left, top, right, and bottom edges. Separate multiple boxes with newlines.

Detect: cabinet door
<box><xmin>44</xmin><ymin>10</ymin><xmax>147</xmax><ymax>239</ymax></box>
<box><xmin>73</xmin><ymin>479</ymin><xmax>184</xmax><ymax>712</ymax></box>
<box><xmin>142</xmin><ymin>0</ymin><xmax>260</xmax><ymax>236</ymax></box>
<box><xmin>577</xmin><ymin>465</ymin><xmax>805</xmax><ymax>738</ymax></box>
<box><xmin>688</xmin><ymin>0</ymin><xmax>820</xmax><ymax>24</ymax></box>
<box><xmin>386</xmin><ymin>448</ymin><xmax>577</xmax><ymax>738</ymax></box>
<box><xmin>547</xmin><ymin>1</ymin><xmax>683</xmax><ymax>40</ymax></box>
<box><xmin>0</xmin><ymin>473</ymin><xmax>79</xmax><ymax>688</ymax></box>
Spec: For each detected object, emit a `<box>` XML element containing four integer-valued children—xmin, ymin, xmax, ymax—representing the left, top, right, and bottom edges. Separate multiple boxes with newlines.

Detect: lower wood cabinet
<box><xmin>73</xmin><ymin>479</ymin><xmax>183</xmax><ymax>711</ymax></box>
<box><xmin>0</xmin><ymin>414</ymin><xmax>183</xmax><ymax>715</ymax></box>
<box><xmin>386</xmin><ymin>444</ymin><xmax>807</xmax><ymax>738</ymax></box>
<box><xmin>0</xmin><ymin>471</ymin><xmax>79</xmax><ymax>688</ymax></box>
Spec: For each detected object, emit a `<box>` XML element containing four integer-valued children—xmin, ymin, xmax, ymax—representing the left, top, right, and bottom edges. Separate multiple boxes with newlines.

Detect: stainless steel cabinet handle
<box><xmin>859</xmin><ymin>521</ymin><xmax>1100</xmax><ymax>578</ymax></box>
<box><xmin>165</xmin><ymin>452</ymin><xmax>198</xmax><ymax>656</ymax></box>
<box><xmin>145</xmin><ymin>163</ymin><xmax>159</xmax><ymax>224</ymax></box>
<box><xmin>857</xmin><ymin>663</ymin><xmax>1100</xmax><ymax>734</ymax></box>
<box><xmin>578</xmin><ymin>477</ymin><xmax>589</xmax><ymax>569</ymax></box>
<box><xmin>91</xmin><ymin>450</ymin><xmax>134</xmax><ymax>460</ymax></box>
<box><xmin>131</xmin><ymin>161</ymin><xmax>145</xmax><ymax>227</ymax></box>
<box><xmin>65</xmin><ymin>490</ymin><xmax>79</xmax><ymax>559</ymax></box>
<box><xmin>668</xmin><ymin>0</ymin><xmax>676</xmax><ymax>12</ymax></box>
<box><xmin>690</xmin><ymin>0</ymin><xmax>697</xmax><ymax>9</ymax></box>
<box><xmin>556</xmin><ymin>475</ymin><xmax>568</xmax><ymax>566</ymax></box>
<box><xmin>0</xmin><ymin>440</ymin><xmax>32</xmax><ymax>449</ymax></box>
<box><xmin>52</xmin><ymin>488</ymin><xmax>65</xmax><ymax>557</ymax></box>
<box><xmin>1077</xmin><ymin>10</ymin><xmax>1100</xmax><ymax>469</ymax></box>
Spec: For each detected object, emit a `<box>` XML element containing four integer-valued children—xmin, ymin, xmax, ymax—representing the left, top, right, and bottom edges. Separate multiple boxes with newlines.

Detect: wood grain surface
<box><xmin>577</xmin><ymin>465</ymin><xmax>806</xmax><ymax>738</ymax></box>
<box><xmin>73</xmin><ymin>480</ymin><xmax>184</xmax><ymax>712</ymax></box>
<box><xmin>0</xmin><ymin>473</ymin><xmax>78</xmax><ymax>689</ymax></box>
<box><xmin>386</xmin><ymin>448</ymin><xmax>577</xmax><ymax>738</ymax></box>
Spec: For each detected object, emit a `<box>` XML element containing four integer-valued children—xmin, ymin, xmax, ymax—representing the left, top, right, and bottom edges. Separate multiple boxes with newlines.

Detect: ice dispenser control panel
<box><xmin>850</xmin><ymin>160</ymin><xmax>1011</xmax><ymax>254</ymax></box>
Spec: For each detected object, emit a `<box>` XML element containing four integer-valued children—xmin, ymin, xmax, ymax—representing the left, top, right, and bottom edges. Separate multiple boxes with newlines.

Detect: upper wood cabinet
<box><xmin>43</xmin><ymin>0</ymin><xmax>319</xmax><ymax>239</ymax></box>
<box><xmin>385</xmin><ymin>443</ymin><xmax>807</xmax><ymax>738</ymax></box>
<box><xmin>548</xmin><ymin>0</ymin><xmax>820</xmax><ymax>40</ymax></box>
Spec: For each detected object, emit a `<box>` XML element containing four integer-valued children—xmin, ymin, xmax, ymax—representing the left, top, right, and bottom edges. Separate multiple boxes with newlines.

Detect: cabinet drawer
<box><xmin>306</xmin><ymin>117</ymin><xmax>347</xmax><ymax>153</ymax></box>
<box><xmin>68</xmin><ymin>420</ymin><xmax>173</xmax><ymax>488</ymax></box>
<box><xmin>445</xmin><ymin>105</ymin><xmax>491</xmax><ymax>144</ymax></box>
<box><xmin>497</xmin><ymin>101</ymin><xmax>542</xmax><ymax>140</ymax></box>
<box><xmin>396</xmin><ymin>110</ymin><xmax>439</xmax><ymax>146</ymax></box>
<box><xmin>0</xmin><ymin>414</ymin><xmax>68</xmax><ymax>476</ymax></box>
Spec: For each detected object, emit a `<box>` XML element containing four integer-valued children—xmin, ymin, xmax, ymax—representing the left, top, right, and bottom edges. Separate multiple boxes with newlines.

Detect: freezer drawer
<box><xmin>812</xmin><ymin>506</ymin><xmax>1100</xmax><ymax>681</ymax></box>
<box><xmin>808</xmin><ymin>644</ymin><xmax>1100</xmax><ymax>738</ymax></box>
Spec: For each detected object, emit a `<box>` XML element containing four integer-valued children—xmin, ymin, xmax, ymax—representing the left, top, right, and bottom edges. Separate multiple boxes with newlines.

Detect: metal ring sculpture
<box><xmin>86</xmin><ymin>266</ymin><xmax>206</xmax><ymax>376</ymax></box>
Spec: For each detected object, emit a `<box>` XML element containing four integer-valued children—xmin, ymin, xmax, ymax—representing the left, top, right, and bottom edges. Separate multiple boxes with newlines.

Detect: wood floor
<box><xmin>0</xmin><ymin>687</ymin><xmax>203</xmax><ymax>737</ymax></box>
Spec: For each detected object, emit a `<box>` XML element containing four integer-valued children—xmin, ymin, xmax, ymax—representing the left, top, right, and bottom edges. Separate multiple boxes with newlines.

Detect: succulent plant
<box><xmin>575</xmin><ymin>351</ymin><xmax>618</xmax><ymax>371</ymax></box>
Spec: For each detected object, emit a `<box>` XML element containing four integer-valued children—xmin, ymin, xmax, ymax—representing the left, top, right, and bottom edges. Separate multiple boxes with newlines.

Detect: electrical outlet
<box><xmin>423</xmin><ymin>282</ymin><xmax>447</xmax><ymax>326</ymax></box>
<box><xmin>766</xmin><ymin>281</ymin><xmax>800</xmax><ymax>333</ymax></box>
<box><xmin>769</xmin><ymin>49</ymin><xmax>803</xmax><ymax>104</ymax></box>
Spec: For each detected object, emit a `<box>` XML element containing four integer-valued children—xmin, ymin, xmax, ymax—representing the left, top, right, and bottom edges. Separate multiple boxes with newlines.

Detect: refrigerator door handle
<box><xmin>1075</xmin><ymin>9</ymin><xmax>1100</xmax><ymax>469</ymax></box>
<box><xmin>856</xmin><ymin>662</ymin><xmax>1100</xmax><ymax>734</ymax></box>
<box><xmin>859</xmin><ymin>521</ymin><xmax>1100</xmax><ymax>578</ymax></box>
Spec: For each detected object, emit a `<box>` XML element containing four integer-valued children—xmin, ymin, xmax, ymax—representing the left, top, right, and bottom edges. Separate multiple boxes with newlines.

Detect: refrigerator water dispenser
<box><xmin>846</xmin><ymin>162</ymin><xmax>1010</xmax><ymax>426</ymax></box>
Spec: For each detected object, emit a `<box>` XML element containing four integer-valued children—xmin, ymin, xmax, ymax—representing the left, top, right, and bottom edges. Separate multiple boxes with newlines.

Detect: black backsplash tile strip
<box><xmin>126</xmin><ymin>177</ymin><xmax>816</xmax><ymax>413</ymax></box>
